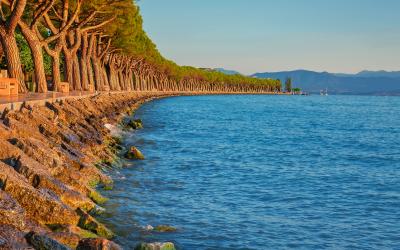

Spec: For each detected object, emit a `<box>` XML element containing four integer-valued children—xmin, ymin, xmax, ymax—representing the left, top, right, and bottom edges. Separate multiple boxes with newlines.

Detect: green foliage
<box><xmin>293</xmin><ymin>88</ymin><xmax>301</xmax><ymax>92</ymax></box>
<box><xmin>285</xmin><ymin>77</ymin><xmax>292</xmax><ymax>92</ymax></box>
<box><xmin>2</xmin><ymin>0</ymin><xmax>280</xmax><ymax>91</ymax></box>
<box><xmin>93</xmin><ymin>0</ymin><xmax>280</xmax><ymax>90</ymax></box>
<box><xmin>14</xmin><ymin>31</ymin><xmax>52</xmax><ymax>75</ymax></box>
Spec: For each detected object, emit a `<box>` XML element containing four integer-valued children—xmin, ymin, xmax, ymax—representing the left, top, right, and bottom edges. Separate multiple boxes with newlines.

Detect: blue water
<box><xmin>100</xmin><ymin>95</ymin><xmax>400</xmax><ymax>249</ymax></box>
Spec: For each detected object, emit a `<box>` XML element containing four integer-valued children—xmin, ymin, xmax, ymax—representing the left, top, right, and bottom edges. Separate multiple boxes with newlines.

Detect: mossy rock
<box><xmin>103</xmin><ymin>183</ymin><xmax>113</xmax><ymax>191</ymax></box>
<box><xmin>87</xmin><ymin>179</ymin><xmax>100</xmax><ymax>188</ymax></box>
<box><xmin>153</xmin><ymin>225</ymin><xmax>177</xmax><ymax>232</ymax></box>
<box><xmin>110</xmin><ymin>136</ymin><xmax>122</xmax><ymax>145</ymax></box>
<box><xmin>77</xmin><ymin>229</ymin><xmax>99</xmax><ymax>239</ymax></box>
<box><xmin>89</xmin><ymin>190</ymin><xmax>108</xmax><ymax>205</ymax></box>
<box><xmin>123</xmin><ymin>119</ymin><xmax>143</xmax><ymax>130</ymax></box>
<box><xmin>25</xmin><ymin>232</ymin><xmax>70</xmax><ymax>250</ymax></box>
<box><xmin>108</xmin><ymin>137</ymin><xmax>123</xmax><ymax>152</ymax></box>
<box><xmin>134</xmin><ymin>242</ymin><xmax>176</xmax><ymax>250</ymax></box>
<box><xmin>77</xmin><ymin>209</ymin><xmax>114</xmax><ymax>239</ymax></box>
<box><xmin>124</xmin><ymin>146</ymin><xmax>145</xmax><ymax>160</ymax></box>
<box><xmin>89</xmin><ymin>205</ymin><xmax>106</xmax><ymax>215</ymax></box>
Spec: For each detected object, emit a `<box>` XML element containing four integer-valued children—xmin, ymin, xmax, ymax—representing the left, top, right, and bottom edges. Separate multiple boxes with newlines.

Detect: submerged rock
<box><xmin>134</xmin><ymin>242</ymin><xmax>176</xmax><ymax>250</ymax></box>
<box><xmin>124</xmin><ymin>146</ymin><xmax>145</xmax><ymax>160</ymax></box>
<box><xmin>25</xmin><ymin>231</ymin><xmax>71</xmax><ymax>250</ymax></box>
<box><xmin>76</xmin><ymin>238</ymin><xmax>122</xmax><ymax>250</ymax></box>
<box><xmin>153</xmin><ymin>225</ymin><xmax>177</xmax><ymax>233</ymax></box>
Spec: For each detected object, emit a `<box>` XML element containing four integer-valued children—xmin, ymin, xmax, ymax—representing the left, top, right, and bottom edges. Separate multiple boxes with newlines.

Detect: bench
<box><xmin>88</xmin><ymin>84</ymin><xmax>95</xmax><ymax>93</ymax></box>
<box><xmin>59</xmin><ymin>82</ymin><xmax>69</xmax><ymax>93</ymax></box>
<box><xmin>0</xmin><ymin>78</ymin><xmax>19</xmax><ymax>96</ymax></box>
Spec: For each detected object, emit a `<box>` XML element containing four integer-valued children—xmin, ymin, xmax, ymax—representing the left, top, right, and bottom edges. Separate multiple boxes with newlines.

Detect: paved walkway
<box><xmin>0</xmin><ymin>91</ymin><xmax>97</xmax><ymax>112</ymax></box>
<box><xmin>0</xmin><ymin>91</ymin><xmax>95</xmax><ymax>104</ymax></box>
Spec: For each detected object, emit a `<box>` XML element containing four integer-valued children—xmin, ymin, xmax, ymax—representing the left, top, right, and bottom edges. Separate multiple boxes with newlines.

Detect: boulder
<box><xmin>123</xmin><ymin>119</ymin><xmax>143</xmax><ymax>130</ymax></box>
<box><xmin>76</xmin><ymin>238</ymin><xmax>122</xmax><ymax>250</ymax></box>
<box><xmin>153</xmin><ymin>225</ymin><xmax>177</xmax><ymax>233</ymax></box>
<box><xmin>0</xmin><ymin>162</ymin><xmax>80</xmax><ymax>226</ymax></box>
<box><xmin>77</xmin><ymin>209</ymin><xmax>114</xmax><ymax>239</ymax></box>
<box><xmin>134</xmin><ymin>242</ymin><xmax>176</xmax><ymax>250</ymax></box>
<box><xmin>7</xmin><ymin>154</ymin><xmax>96</xmax><ymax>211</ymax></box>
<box><xmin>46</xmin><ymin>231</ymin><xmax>80</xmax><ymax>249</ymax></box>
<box><xmin>25</xmin><ymin>231</ymin><xmax>71</xmax><ymax>250</ymax></box>
<box><xmin>124</xmin><ymin>146</ymin><xmax>145</xmax><ymax>160</ymax></box>
<box><xmin>0</xmin><ymin>225</ymin><xmax>32</xmax><ymax>250</ymax></box>
<box><xmin>88</xmin><ymin>190</ymin><xmax>108</xmax><ymax>205</ymax></box>
<box><xmin>47</xmin><ymin>224</ymin><xmax>98</xmax><ymax>247</ymax></box>
<box><xmin>0</xmin><ymin>190</ymin><xmax>27</xmax><ymax>231</ymax></box>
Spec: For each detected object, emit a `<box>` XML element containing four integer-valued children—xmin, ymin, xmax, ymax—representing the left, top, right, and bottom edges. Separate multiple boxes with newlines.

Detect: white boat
<box><xmin>320</xmin><ymin>88</ymin><xmax>328</xmax><ymax>96</ymax></box>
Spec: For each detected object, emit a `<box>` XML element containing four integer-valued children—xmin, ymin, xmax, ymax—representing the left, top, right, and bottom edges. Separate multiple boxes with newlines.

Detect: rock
<box><xmin>123</xmin><ymin>119</ymin><xmax>143</xmax><ymax>130</ymax></box>
<box><xmin>0</xmin><ymin>190</ymin><xmax>26</xmax><ymax>231</ymax></box>
<box><xmin>0</xmin><ymin>162</ymin><xmax>80</xmax><ymax>226</ymax></box>
<box><xmin>46</xmin><ymin>231</ymin><xmax>81</xmax><ymax>249</ymax></box>
<box><xmin>5</xmin><ymin>153</ymin><xmax>96</xmax><ymax>211</ymax></box>
<box><xmin>153</xmin><ymin>225</ymin><xmax>177</xmax><ymax>233</ymax></box>
<box><xmin>134</xmin><ymin>242</ymin><xmax>176</xmax><ymax>250</ymax></box>
<box><xmin>124</xmin><ymin>146</ymin><xmax>145</xmax><ymax>160</ymax></box>
<box><xmin>89</xmin><ymin>190</ymin><xmax>108</xmax><ymax>205</ymax></box>
<box><xmin>25</xmin><ymin>231</ymin><xmax>71</xmax><ymax>250</ymax></box>
<box><xmin>0</xmin><ymin>225</ymin><xmax>32</xmax><ymax>250</ymax></box>
<box><xmin>77</xmin><ymin>209</ymin><xmax>115</xmax><ymax>239</ymax></box>
<box><xmin>76</xmin><ymin>238</ymin><xmax>122</xmax><ymax>250</ymax></box>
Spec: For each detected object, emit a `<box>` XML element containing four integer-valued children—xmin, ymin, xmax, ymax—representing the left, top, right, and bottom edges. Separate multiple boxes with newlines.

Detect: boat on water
<box><xmin>320</xmin><ymin>88</ymin><xmax>329</xmax><ymax>96</ymax></box>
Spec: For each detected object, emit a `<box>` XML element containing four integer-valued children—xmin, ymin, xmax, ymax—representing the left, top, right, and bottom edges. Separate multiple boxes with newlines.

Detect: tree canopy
<box><xmin>0</xmin><ymin>0</ymin><xmax>281</xmax><ymax>93</ymax></box>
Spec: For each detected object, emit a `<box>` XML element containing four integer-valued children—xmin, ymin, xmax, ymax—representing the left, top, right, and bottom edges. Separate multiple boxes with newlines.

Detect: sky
<box><xmin>138</xmin><ymin>0</ymin><xmax>400</xmax><ymax>75</ymax></box>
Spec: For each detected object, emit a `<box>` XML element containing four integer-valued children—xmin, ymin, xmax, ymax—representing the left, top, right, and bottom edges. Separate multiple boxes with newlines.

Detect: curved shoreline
<box><xmin>0</xmin><ymin>92</ymin><xmax>186</xmax><ymax>249</ymax></box>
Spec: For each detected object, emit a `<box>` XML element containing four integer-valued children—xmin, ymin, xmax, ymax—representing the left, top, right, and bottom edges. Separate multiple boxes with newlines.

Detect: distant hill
<box><xmin>214</xmin><ymin>68</ymin><xmax>241</xmax><ymax>75</ymax></box>
<box><xmin>334</xmin><ymin>70</ymin><xmax>400</xmax><ymax>78</ymax></box>
<box><xmin>252</xmin><ymin>70</ymin><xmax>400</xmax><ymax>95</ymax></box>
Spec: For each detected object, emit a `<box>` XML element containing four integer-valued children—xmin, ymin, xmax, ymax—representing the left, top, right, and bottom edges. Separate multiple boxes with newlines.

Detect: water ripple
<box><xmin>99</xmin><ymin>95</ymin><xmax>400</xmax><ymax>250</ymax></box>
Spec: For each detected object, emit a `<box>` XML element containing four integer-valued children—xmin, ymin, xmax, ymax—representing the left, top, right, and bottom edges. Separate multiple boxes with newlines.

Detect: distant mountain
<box><xmin>214</xmin><ymin>68</ymin><xmax>241</xmax><ymax>75</ymax></box>
<box><xmin>355</xmin><ymin>70</ymin><xmax>400</xmax><ymax>78</ymax></box>
<box><xmin>333</xmin><ymin>70</ymin><xmax>400</xmax><ymax>78</ymax></box>
<box><xmin>252</xmin><ymin>70</ymin><xmax>400</xmax><ymax>95</ymax></box>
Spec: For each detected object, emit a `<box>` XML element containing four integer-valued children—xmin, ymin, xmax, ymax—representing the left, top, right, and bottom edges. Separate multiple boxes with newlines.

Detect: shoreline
<box><xmin>0</xmin><ymin>90</ymin><xmax>289</xmax><ymax>113</ymax></box>
<box><xmin>0</xmin><ymin>91</ymin><xmax>285</xmax><ymax>249</ymax></box>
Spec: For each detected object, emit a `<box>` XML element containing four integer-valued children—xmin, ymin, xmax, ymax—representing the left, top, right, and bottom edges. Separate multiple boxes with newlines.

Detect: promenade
<box><xmin>0</xmin><ymin>91</ymin><xmax>97</xmax><ymax>112</ymax></box>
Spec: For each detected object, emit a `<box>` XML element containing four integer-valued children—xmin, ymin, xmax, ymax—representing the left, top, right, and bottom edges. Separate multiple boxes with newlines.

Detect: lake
<box><xmin>99</xmin><ymin>95</ymin><xmax>400</xmax><ymax>249</ymax></box>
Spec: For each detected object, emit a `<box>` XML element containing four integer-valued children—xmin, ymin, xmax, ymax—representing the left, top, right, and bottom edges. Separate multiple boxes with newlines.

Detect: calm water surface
<box><xmin>99</xmin><ymin>95</ymin><xmax>400</xmax><ymax>249</ymax></box>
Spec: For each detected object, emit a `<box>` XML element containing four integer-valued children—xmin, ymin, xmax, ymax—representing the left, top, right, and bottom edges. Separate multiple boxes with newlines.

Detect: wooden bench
<box><xmin>0</xmin><ymin>78</ymin><xmax>19</xmax><ymax>96</ymax></box>
<box><xmin>59</xmin><ymin>82</ymin><xmax>69</xmax><ymax>93</ymax></box>
<box><xmin>88</xmin><ymin>84</ymin><xmax>95</xmax><ymax>93</ymax></box>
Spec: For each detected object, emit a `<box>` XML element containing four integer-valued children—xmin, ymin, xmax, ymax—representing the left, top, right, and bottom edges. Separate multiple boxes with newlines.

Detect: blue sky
<box><xmin>138</xmin><ymin>0</ymin><xmax>400</xmax><ymax>74</ymax></box>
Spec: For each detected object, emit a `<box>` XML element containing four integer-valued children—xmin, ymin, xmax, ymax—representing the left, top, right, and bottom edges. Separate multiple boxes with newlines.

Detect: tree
<box><xmin>0</xmin><ymin>0</ymin><xmax>28</xmax><ymax>92</ymax></box>
<box><xmin>285</xmin><ymin>77</ymin><xmax>292</xmax><ymax>93</ymax></box>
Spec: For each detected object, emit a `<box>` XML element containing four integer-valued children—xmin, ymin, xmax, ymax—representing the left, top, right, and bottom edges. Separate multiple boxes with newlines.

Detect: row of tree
<box><xmin>0</xmin><ymin>0</ymin><xmax>282</xmax><ymax>94</ymax></box>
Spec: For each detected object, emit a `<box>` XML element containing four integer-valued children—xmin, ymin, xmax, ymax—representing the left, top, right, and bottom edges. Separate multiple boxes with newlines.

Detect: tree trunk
<box><xmin>52</xmin><ymin>56</ymin><xmax>61</xmax><ymax>91</ymax></box>
<box><xmin>0</xmin><ymin>33</ymin><xmax>27</xmax><ymax>93</ymax></box>
<box><xmin>79</xmin><ymin>36</ymin><xmax>89</xmax><ymax>90</ymax></box>
<box><xmin>72</xmin><ymin>56</ymin><xmax>81</xmax><ymax>90</ymax></box>
<box><xmin>92</xmin><ymin>59</ymin><xmax>102</xmax><ymax>90</ymax></box>
<box><xmin>64</xmin><ymin>53</ymin><xmax>73</xmax><ymax>90</ymax></box>
<box><xmin>19</xmin><ymin>27</ymin><xmax>47</xmax><ymax>93</ymax></box>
